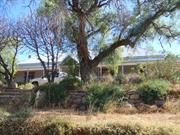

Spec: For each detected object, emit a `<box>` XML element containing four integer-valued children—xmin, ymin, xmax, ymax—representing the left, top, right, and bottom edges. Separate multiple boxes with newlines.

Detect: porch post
<box><xmin>59</xmin><ymin>64</ymin><xmax>62</xmax><ymax>72</ymax></box>
<box><xmin>100</xmin><ymin>65</ymin><xmax>102</xmax><ymax>78</ymax></box>
<box><xmin>26</xmin><ymin>70</ymin><xmax>29</xmax><ymax>83</ymax></box>
<box><xmin>121</xmin><ymin>65</ymin><xmax>124</xmax><ymax>75</ymax></box>
<box><xmin>42</xmin><ymin>70</ymin><xmax>45</xmax><ymax>76</ymax></box>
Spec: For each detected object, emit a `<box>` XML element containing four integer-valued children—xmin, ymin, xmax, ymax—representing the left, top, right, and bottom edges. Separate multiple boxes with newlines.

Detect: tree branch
<box><xmin>91</xmin><ymin>39</ymin><xmax>129</xmax><ymax>67</ymax></box>
<box><xmin>91</xmin><ymin>0</ymin><xmax>180</xmax><ymax>68</ymax></box>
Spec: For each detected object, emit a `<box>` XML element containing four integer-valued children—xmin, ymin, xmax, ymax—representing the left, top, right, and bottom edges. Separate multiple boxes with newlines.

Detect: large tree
<box><xmin>37</xmin><ymin>0</ymin><xmax>180</xmax><ymax>82</ymax></box>
<box><xmin>2</xmin><ymin>0</ymin><xmax>180</xmax><ymax>82</ymax></box>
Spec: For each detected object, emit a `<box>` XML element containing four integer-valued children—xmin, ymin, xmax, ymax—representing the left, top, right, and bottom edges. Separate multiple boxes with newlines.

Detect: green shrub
<box><xmin>39</xmin><ymin>76</ymin><xmax>82</xmax><ymax>106</ymax></box>
<box><xmin>39</xmin><ymin>83</ymin><xmax>67</xmax><ymax>105</ymax></box>
<box><xmin>59</xmin><ymin>75</ymin><xmax>82</xmax><ymax>90</ymax></box>
<box><xmin>85</xmin><ymin>83</ymin><xmax>125</xmax><ymax>112</ymax></box>
<box><xmin>137</xmin><ymin>80</ymin><xmax>170</xmax><ymax>105</ymax></box>
<box><xmin>137</xmin><ymin>54</ymin><xmax>180</xmax><ymax>83</ymax></box>
<box><xmin>0</xmin><ymin>107</ymin><xmax>10</xmax><ymax>118</ymax></box>
<box><xmin>29</xmin><ymin>92</ymin><xmax>36</xmax><ymax>106</ymax></box>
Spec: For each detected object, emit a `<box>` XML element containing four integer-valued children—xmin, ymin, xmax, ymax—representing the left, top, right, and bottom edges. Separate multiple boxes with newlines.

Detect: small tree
<box><xmin>0</xmin><ymin>19</ymin><xmax>21</xmax><ymax>87</ymax></box>
<box><xmin>102</xmin><ymin>48</ymin><xmax>123</xmax><ymax>76</ymax></box>
<box><xmin>19</xmin><ymin>14</ymin><xmax>64</xmax><ymax>83</ymax></box>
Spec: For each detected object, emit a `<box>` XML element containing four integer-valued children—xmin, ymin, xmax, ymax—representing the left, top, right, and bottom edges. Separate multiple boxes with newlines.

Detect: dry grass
<box><xmin>169</xmin><ymin>84</ymin><xmax>180</xmax><ymax>98</ymax></box>
<box><xmin>30</xmin><ymin>109</ymin><xmax>180</xmax><ymax>133</ymax></box>
<box><xmin>1</xmin><ymin>107</ymin><xmax>180</xmax><ymax>134</ymax></box>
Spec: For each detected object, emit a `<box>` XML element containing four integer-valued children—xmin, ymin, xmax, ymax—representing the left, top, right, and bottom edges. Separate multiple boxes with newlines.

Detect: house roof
<box><xmin>18</xmin><ymin>53</ymin><xmax>74</xmax><ymax>64</ymax></box>
<box><xmin>17</xmin><ymin>53</ymin><xmax>78</xmax><ymax>71</ymax></box>
<box><xmin>122</xmin><ymin>47</ymin><xmax>162</xmax><ymax>57</ymax></box>
<box><xmin>17</xmin><ymin>47</ymin><xmax>165</xmax><ymax>71</ymax></box>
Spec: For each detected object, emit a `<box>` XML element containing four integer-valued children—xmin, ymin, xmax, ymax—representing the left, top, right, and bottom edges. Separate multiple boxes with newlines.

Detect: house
<box><xmin>15</xmin><ymin>48</ymin><xmax>165</xmax><ymax>83</ymax></box>
<box><xmin>15</xmin><ymin>54</ymin><xmax>79</xmax><ymax>83</ymax></box>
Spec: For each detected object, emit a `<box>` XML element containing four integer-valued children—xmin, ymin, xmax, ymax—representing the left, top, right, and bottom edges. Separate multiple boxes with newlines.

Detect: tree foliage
<box><xmin>35</xmin><ymin>0</ymin><xmax>180</xmax><ymax>82</ymax></box>
<box><xmin>138</xmin><ymin>53</ymin><xmax>180</xmax><ymax>83</ymax></box>
<box><xmin>1</xmin><ymin>0</ymin><xmax>180</xmax><ymax>82</ymax></box>
<box><xmin>102</xmin><ymin>48</ymin><xmax>123</xmax><ymax>76</ymax></box>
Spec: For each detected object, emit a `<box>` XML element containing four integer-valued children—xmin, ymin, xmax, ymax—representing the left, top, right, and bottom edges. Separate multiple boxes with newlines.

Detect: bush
<box><xmin>116</xmin><ymin>73</ymin><xmax>144</xmax><ymax>84</ymax></box>
<box><xmin>44</xmin><ymin>119</ymin><xmax>74</xmax><ymax>135</ymax></box>
<box><xmin>0</xmin><ymin>81</ymin><xmax>3</xmax><ymax>87</ymax></box>
<box><xmin>39</xmin><ymin>83</ymin><xmax>67</xmax><ymax>106</ymax></box>
<box><xmin>137</xmin><ymin>80</ymin><xmax>170</xmax><ymax>105</ymax></box>
<box><xmin>18</xmin><ymin>83</ymin><xmax>34</xmax><ymax>90</ymax></box>
<box><xmin>0</xmin><ymin>74</ymin><xmax>5</xmax><ymax>86</ymax></box>
<box><xmin>137</xmin><ymin>54</ymin><xmax>180</xmax><ymax>83</ymax></box>
<box><xmin>0</xmin><ymin>107</ymin><xmax>10</xmax><ymax>119</ymax></box>
<box><xmin>9</xmin><ymin>108</ymin><xmax>33</xmax><ymax>119</ymax></box>
<box><xmin>59</xmin><ymin>75</ymin><xmax>82</xmax><ymax>90</ymax></box>
<box><xmin>85</xmin><ymin>83</ymin><xmax>125</xmax><ymax>112</ymax></box>
<box><xmin>39</xmin><ymin>76</ymin><xmax>82</xmax><ymax>106</ymax></box>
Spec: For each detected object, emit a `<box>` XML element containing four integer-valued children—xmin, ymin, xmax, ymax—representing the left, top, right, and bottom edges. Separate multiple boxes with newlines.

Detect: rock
<box><xmin>117</xmin><ymin>102</ymin><xmax>138</xmax><ymax>114</ymax></box>
<box><xmin>129</xmin><ymin>94</ymin><xmax>139</xmax><ymax>100</ymax></box>
<box><xmin>78</xmin><ymin>105</ymin><xmax>86</xmax><ymax>111</ymax></box>
<box><xmin>149</xmin><ymin>105</ymin><xmax>158</xmax><ymax>110</ymax></box>
<box><xmin>35</xmin><ymin>90</ymin><xmax>46</xmax><ymax>108</ymax></box>
<box><xmin>127</xmin><ymin>90</ymin><xmax>136</xmax><ymax>95</ymax></box>
<box><xmin>123</xmin><ymin>102</ymin><xmax>133</xmax><ymax>108</ymax></box>
<box><xmin>136</xmin><ymin>103</ymin><xmax>159</xmax><ymax>113</ymax></box>
<box><xmin>155</xmin><ymin>100</ymin><xmax>165</xmax><ymax>108</ymax></box>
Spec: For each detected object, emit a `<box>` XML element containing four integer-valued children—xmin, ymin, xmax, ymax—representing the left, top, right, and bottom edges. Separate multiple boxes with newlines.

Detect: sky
<box><xmin>0</xmin><ymin>0</ymin><xmax>179</xmax><ymax>62</ymax></box>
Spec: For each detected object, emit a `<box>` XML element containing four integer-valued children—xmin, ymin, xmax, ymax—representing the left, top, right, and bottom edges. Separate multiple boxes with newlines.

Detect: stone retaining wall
<box><xmin>126</xmin><ymin>90</ymin><xmax>141</xmax><ymax>106</ymax></box>
<box><xmin>66</xmin><ymin>91</ymin><xmax>86</xmax><ymax>110</ymax></box>
<box><xmin>0</xmin><ymin>88</ymin><xmax>32</xmax><ymax>107</ymax></box>
<box><xmin>34</xmin><ymin>89</ymin><xmax>167</xmax><ymax>110</ymax></box>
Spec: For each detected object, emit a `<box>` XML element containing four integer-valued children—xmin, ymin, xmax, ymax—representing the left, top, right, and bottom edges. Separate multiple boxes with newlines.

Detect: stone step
<box><xmin>0</xmin><ymin>92</ymin><xmax>30</xmax><ymax>95</ymax></box>
<box><xmin>4</xmin><ymin>90</ymin><xmax>32</xmax><ymax>93</ymax></box>
<box><xmin>2</xmin><ymin>88</ymin><xmax>32</xmax><ymax>92</ymax></box>
<box><xmin>0</xmin><ymin>95</ymin><xmax>24</xmax><ymax>98</ymax></box>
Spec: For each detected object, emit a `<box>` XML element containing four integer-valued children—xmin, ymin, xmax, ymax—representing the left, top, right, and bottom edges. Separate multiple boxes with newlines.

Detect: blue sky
<box><xmin>1</xmin><ymin>1</ymin><xmax>179</xmax><ymax>61</ymax></box>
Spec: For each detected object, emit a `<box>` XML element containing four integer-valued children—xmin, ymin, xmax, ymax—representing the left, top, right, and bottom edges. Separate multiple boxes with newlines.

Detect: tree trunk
<box><xmin>7</xmin><ymin>77</ymin><xmax>16</xmax><ymax>88</ymax></box>
<box><xmin>79</xmin><ymin>61</ymin><xmax>92</xmax><ymax>82</ymax></box>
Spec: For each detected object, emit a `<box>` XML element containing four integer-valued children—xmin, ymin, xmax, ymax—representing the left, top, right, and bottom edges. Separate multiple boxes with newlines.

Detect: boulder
<box><xmin>129</xmin><ymin>94</ymin><xmax>139</xmax><ymax>100</ymax></box>
<box><xmin>155</xmin><ymin>100</ymin><xmax>165</xmax><ymax>108</ymax></box>
<box><xmin>35</xmin><ymin>90</ymin><xmax>46</xmax><ymax>108</ymax></box>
